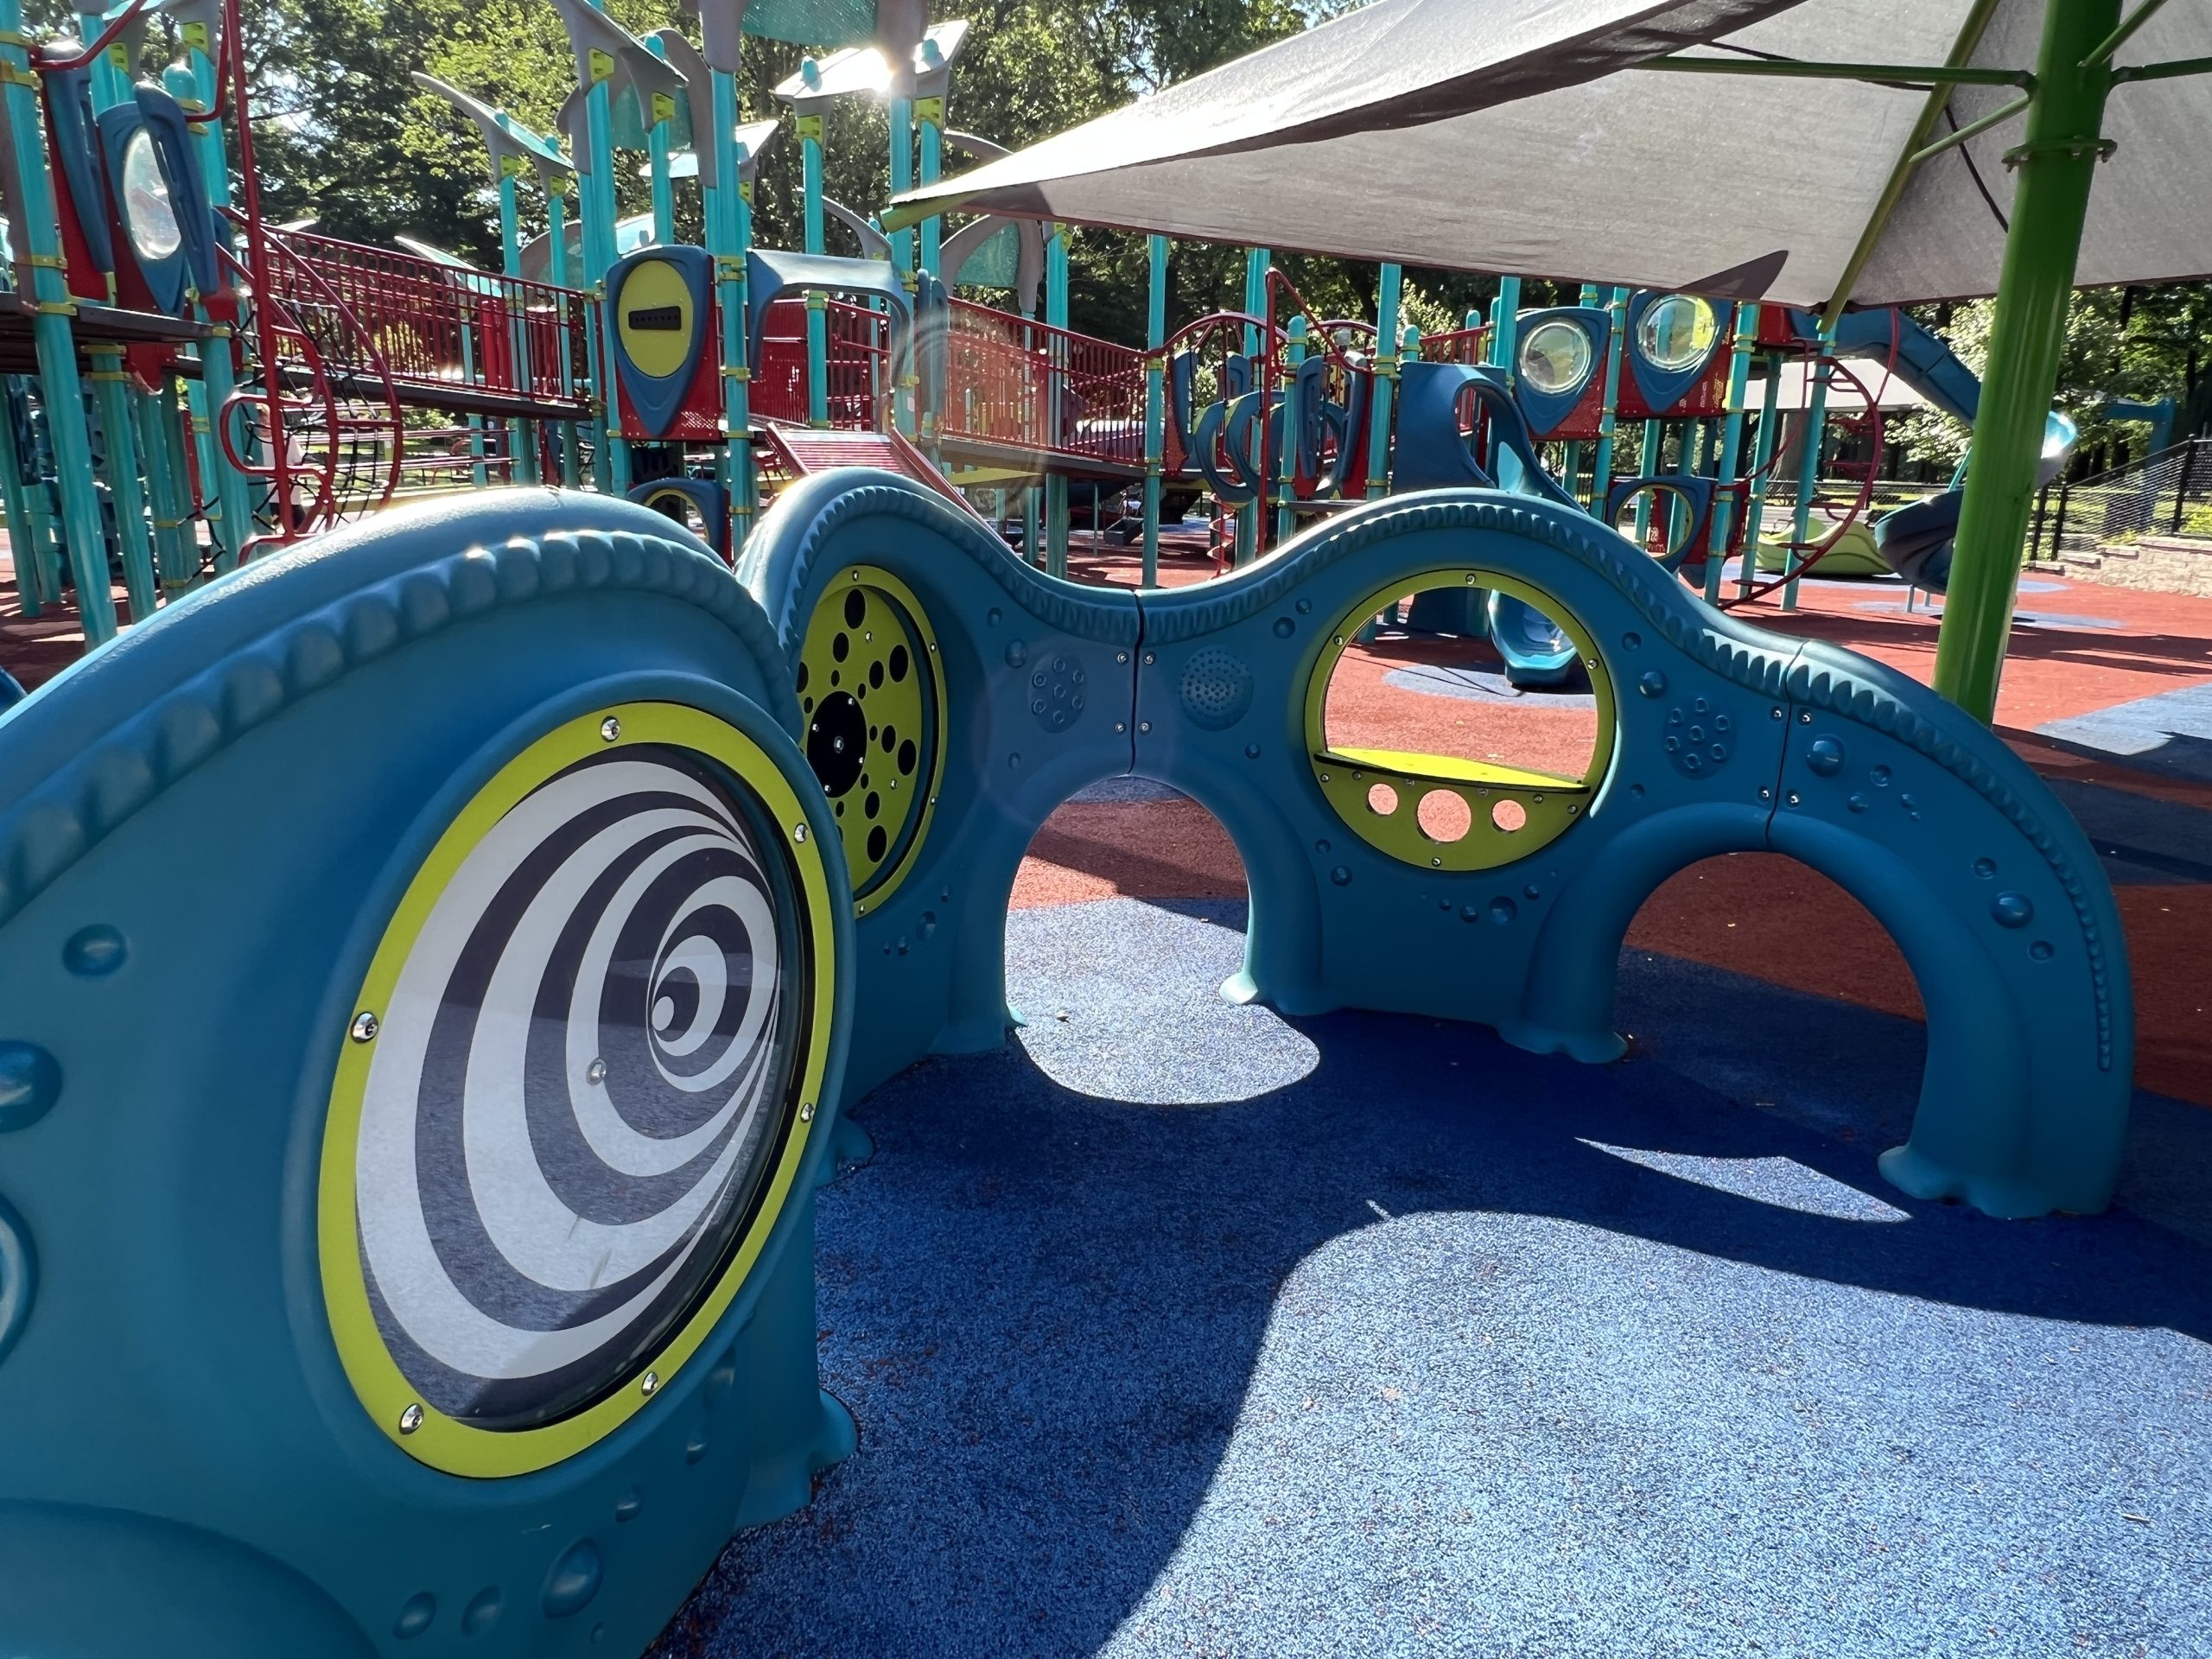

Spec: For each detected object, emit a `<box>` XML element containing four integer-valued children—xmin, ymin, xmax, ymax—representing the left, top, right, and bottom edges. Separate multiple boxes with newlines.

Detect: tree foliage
<box><xmin>50</xmin><ymin>0</ymin><xmax>2212</xmax><ymax>457</ymax></box>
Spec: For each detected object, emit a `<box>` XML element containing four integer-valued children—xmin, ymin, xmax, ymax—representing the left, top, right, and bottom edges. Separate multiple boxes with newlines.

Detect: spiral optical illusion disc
<box><xmin>339</xmin><ymin>730</ymin><xmax>809</xmax><ymax>1443</ymax></box>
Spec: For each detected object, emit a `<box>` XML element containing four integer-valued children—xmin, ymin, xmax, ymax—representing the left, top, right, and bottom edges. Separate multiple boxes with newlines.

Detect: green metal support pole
<box><xmin>1365</xmin><ymin>262</ymin><xmax>1402</xmax><ymax>499</ymax></box>
<box><xmin>1141</xmin><ymin>232</ymin><xmax>1167</xmax><ymax>588</ymax></box>
<box><xmin>1935</xmin><ymin>0</ymin><xmax>2122</xmax><ymax>721</ymax></box>
<box><xmin>798</xmin><ymin>107</ymin><xmax>828</xmax><ymax>427</ymax></box>
<box><xmin>1706</xmin><ymin>301</ymin><xmax>1759</xmax><ymax>602</ymax></box>
<box><xmin>1589</xmin><ymin>286</ymin><xmax>1630</xmax><ymax>509</ymax></box>
<box><xmin>1739</xmin><ymin>352</ymin><xmax>1784</xmax><ymax>601</ymax></box>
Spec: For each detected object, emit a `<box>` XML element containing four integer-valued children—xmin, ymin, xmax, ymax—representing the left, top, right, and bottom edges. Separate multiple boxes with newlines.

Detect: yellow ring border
<box><xmin>802</xmin><ymin>565</ymin><xmax>947</xmax><ymax>917</ymax></box>
<box><xmin>316</xmin><ymin>702</ymin><xmax>837</xmax><ymax>1478</ymax></box>
<box><xmin>1303</xmin><ymin>568</ymin><xmax>1619</xmax><ymax>872</ymax></box>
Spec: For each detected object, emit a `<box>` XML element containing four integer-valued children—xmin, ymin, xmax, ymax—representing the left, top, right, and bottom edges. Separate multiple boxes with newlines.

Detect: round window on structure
<box><xmin>1517</xmin><ymin>320</ymin><xmax>1594</xmax><ymax>396</ymax></box>
<box><xmin>120</xmin><ymin>130</ymin><xmax>182</xmax><ymax>264</ymax></box>
<box><xmin>1636</xmin><ymin>295</ymin><xmax>1718</xmax><ymax>374</ymax></box>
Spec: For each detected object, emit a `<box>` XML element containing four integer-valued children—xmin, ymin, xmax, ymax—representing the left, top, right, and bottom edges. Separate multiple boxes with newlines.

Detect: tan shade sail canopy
<box><xmin>890</xmin><ymin>0</ymin><xmax>2212</xmax><ymax>308</ymax></box>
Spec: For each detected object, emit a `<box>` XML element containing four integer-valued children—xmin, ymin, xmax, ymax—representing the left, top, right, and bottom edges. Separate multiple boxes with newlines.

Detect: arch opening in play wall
<box><xmin>1617</xmin><ymin>850</ymin><xmax>1931</xmax><ymax>1152</ymax></box>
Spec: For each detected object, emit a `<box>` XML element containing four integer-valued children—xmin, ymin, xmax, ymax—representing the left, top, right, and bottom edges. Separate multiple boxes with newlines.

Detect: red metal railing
<box><xmin>273</xmin><ymin>230</ymin><xmax>590</xmax><ymax>415</ymax></box>
<box><xmin>937</xmin><ymin>300</ymin><xmax>1147</xmax><ymax>468</ymax></box>
<box><xmin>1419</xmin><ymin>327</ymin><xmax>1491</xmax><ymax>365</ymax></box>
<box><xmin>753</xmin><ymin>296</ymin><xmax>892</xmax><ymax>429</ymax></box>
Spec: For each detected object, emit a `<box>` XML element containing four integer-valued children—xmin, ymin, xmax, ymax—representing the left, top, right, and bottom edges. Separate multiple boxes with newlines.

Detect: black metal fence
<box><xmin>2028</xmin><ymin>438</ymin><xmax>2212</xmax><ymax>562</ymax></box>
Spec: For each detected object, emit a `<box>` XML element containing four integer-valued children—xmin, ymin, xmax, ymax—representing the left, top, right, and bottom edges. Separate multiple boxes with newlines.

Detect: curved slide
<box><xmin>1797</xmin><ymin>308</ymin><xmax>2078</xmax><ymax>593</ymax></box>
<box><xmin>1393</xmin><ymin>359</ymin><xmax>1583</xmax><ymax>686</ymax></box>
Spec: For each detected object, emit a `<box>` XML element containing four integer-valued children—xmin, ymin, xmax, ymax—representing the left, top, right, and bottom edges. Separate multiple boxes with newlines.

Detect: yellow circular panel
<box><xmin>1306</xmin><ymin>571</ymin><xmax>1618</xmax><ymax>873</ymax></box>
<box><xmin>796</xmin><ymin>568</ymin><xmax>946</xmax><ymax>912</ymax></box>
<box><xmin>617</xmin><ymin>258</ymin><xmax>696</xmax><ymax>381</ymax></box>
<box><xmin>319</xmin><ymin>703</ymin><xmax>836</xmax><ymax>1478</ymax></box>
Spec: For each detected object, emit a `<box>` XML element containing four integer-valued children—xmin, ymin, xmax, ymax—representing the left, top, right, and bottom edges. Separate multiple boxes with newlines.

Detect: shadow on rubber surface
<box><xmin>658</xmin><ymin>899</ymin><xmax>2212</xmax><ymax>1659</ymax></box>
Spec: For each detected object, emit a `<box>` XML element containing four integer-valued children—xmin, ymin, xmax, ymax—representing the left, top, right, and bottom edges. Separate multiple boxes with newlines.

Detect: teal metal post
<box><xmin>914</xmin><ymin>89</ymin><xmax>944</xmax><ymax>458</ymax></box>
<box><xmin>133</xmin><ymin>387</ymin><xmax>190</xmax><ymax>598</ymax></box>
<box><xmin>1141</xmin><ymin>232</ymin><xmax>1167</xmax><ymax>587</ymax></box>
<box><xmin>798</xmin><ymin>105</ymin><xmax>828</xmax><ymax>427</ymax></box>
<box><xmin>1705</xmin><ymin>301</ymin><xmax>1759</xmax><ymax>601</ymax></box>
<box><xmin>545</xmin><ymin>188</ymin><xmax>584</xmax><ymax>486</ymax></box>
<box><xmin>3</xmin><ymin>376</ymin><xmax>61</xmax><ymax>610</ymax></box>
<box><xmin>708</xmin><ymin>72</ymin><xmax>756</xmax><ymax>551</ymax></box>
<box><xmin>888</xmin><ymin>94</ymin><xmax>917</xmax><ymax>436</ymax></box>
<box><xmin>3</xmin><ymin>6</ymin><xmax>114</xmax><ymax>640</ymax></box>
<box><xmin>498</xmin><ymin>168</ymin><xmax>542</xmax><ymax>484</ymax></box>
<box><xmin>1632</xmin><ymin>420</ymin><xmax>1662</xmax><ymax>542</ymax></box>
<box><xmin>1934</xmin><ymin>0</ymin><xmax>2121</xmax><ymax>721</ymax></box>
<box><xmin>1487</xmin><ymin>277</ymin><xmax>1521</xmax><ymax>370</ymax></box>
<box><xmin>915</xmin><ymin>94</ymin><xmax>944</xmax><ymax>281</ymax></box>
<box><xmin>1486</xmin><ymin>276</ymin><xmax>1521</xmax><ymax>480</ymax></box>
<box><xmin>1738</xmin><ymin>353</ymin><xmax>1784</xmax><ymax>601</ymax></box>
<box><xmin>74</xmin><ymin>11</ymin><xmax>157</xmax><ymax>619</ymax></box>
<box><xmin>168</xmin><ymin>57</ymin><xmax>250</xmax><ymax>571</ymax></box>
<box><xmin>575</xmin><ymin>44</ymin><xmax>625</xmax><ymax>492</ymax></box>
<box><xmin>1785</xmin><ymin>315</ymin><xmax>1838</xmax><ymax>612</ymax></box>
<box><xmin>461</xmin><ymin>327</ymin><xmax>490</xmax><ymax>486</ymax></box>
<box><xmin>1588</xmin><ymin>286</ymin><xmax>1630</xmax><ymax>510</ymax></box>
<box><xmin>1276</xmin><ymin>315</ymin><xmax>1306</xmax><ymax>543</ymax></box>
<box><xmin>0</xmin><ymin>381</ymin><xmax>47</xmax><ymax>614</ymax></box>
<box><xmin>1365</xmin><ymin>262</ymin><xmax>1402</xmax><ymax>498</ymax></box>
<box><xmin>86</xmin><ymin>353</ymin><xmax>157</xmax><ymax>620</ymax></box>
<box><xmin>1044</xmin><ymin>226</ymin><xmax>1070</xmax><ymax>577</ymax></box>
<box><xmin>1236</xmin><ymin>245</ymin><xmax>1269</xmax><ymax>564</ymax></box>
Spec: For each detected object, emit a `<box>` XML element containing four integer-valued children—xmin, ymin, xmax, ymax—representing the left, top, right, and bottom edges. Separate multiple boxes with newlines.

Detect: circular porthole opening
<box><xmin>1308</xmin><ymin>570</ymin><xmax>1615</xmax><ymax>872</ymax></box>
<box><xmin>1636</xmin><ymin>295</ymin><xmax>1718</xmax><ymax>374</ymax></box>
<box><xmin>1518</xmin><ymin>319</ymin><xmax>1594</xmax><ymax>397</ymax></box>
<box><xmin>119</xmin><ymin>129</ymin><xmax>182</xmax><ymax>264</ymax></box>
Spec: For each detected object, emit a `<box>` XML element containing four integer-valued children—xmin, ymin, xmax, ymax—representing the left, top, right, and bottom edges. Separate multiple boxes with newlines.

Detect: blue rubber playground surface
<box><xmin>658</xmin><ymin>899</ymin><xmax>2212</xmax><ymax>1659</ymax></box>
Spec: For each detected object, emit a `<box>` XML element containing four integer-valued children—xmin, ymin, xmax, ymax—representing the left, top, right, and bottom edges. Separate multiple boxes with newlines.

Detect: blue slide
<box><xmin>1794</xmin><ymin>308</ymin><xmax>2077</xmax><ymax>593</ymax></box>
<box><xmin>1392</xmin><ymin>359</ymin><xmax>1583</xmax><ymax>686</ymax></box>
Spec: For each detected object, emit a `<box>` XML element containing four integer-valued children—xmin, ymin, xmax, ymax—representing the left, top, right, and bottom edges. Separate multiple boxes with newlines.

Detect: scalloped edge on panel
<box><xmin>0</xmin><ymin>498</ymin><xmax>792</xmax><ymax>932</ymax></box>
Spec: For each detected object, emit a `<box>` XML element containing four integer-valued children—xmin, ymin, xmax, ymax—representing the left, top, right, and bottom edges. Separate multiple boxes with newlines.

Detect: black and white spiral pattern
<box><xmin>355</xmin><ymin>745</ymin><xmax>803</xmax><ymax>1429</ymax></box>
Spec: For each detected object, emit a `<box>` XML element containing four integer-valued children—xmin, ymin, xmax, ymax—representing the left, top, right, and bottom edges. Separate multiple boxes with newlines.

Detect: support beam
<box><xmin>1936</xmin><ymin>0</ymin><xmax>2121</xmax><ymax>721</ymax></box>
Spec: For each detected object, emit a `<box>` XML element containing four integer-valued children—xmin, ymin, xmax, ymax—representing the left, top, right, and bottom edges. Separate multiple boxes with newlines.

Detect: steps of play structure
<box><xmin>759</xmin><ymin>424</ymin><xmax>981</xmax><ymax>518</ymax></box>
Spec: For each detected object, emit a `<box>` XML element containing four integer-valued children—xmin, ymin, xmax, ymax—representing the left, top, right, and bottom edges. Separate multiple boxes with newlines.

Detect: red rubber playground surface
<box><xmin>1024</xmin><ymin>532</ymin><xmax>2212</xmax><ymax>1109</ymax></box>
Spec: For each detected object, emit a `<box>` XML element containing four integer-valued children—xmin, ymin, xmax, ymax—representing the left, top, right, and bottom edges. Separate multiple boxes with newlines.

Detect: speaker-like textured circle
<box><xmin>353</xmin><ymin>743</ymin><xmax>803</xmax><ymax>1432</ymax></box>
<box><xmin>797</xmin><ymin>569</ymin><xmax>944</xmax><ymax>908</ymax></box>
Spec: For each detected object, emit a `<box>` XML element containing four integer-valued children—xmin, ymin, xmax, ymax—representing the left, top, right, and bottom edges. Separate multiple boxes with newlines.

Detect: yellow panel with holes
<box><xmin>1304</xmin><ymin>569</ymin><xmax>1617</xmax><ymax>873</ymax></box>
<box><xmin>795</xmin><ymin>568</ymin><xmax>946</xmax><ymax>911</ymax></box>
